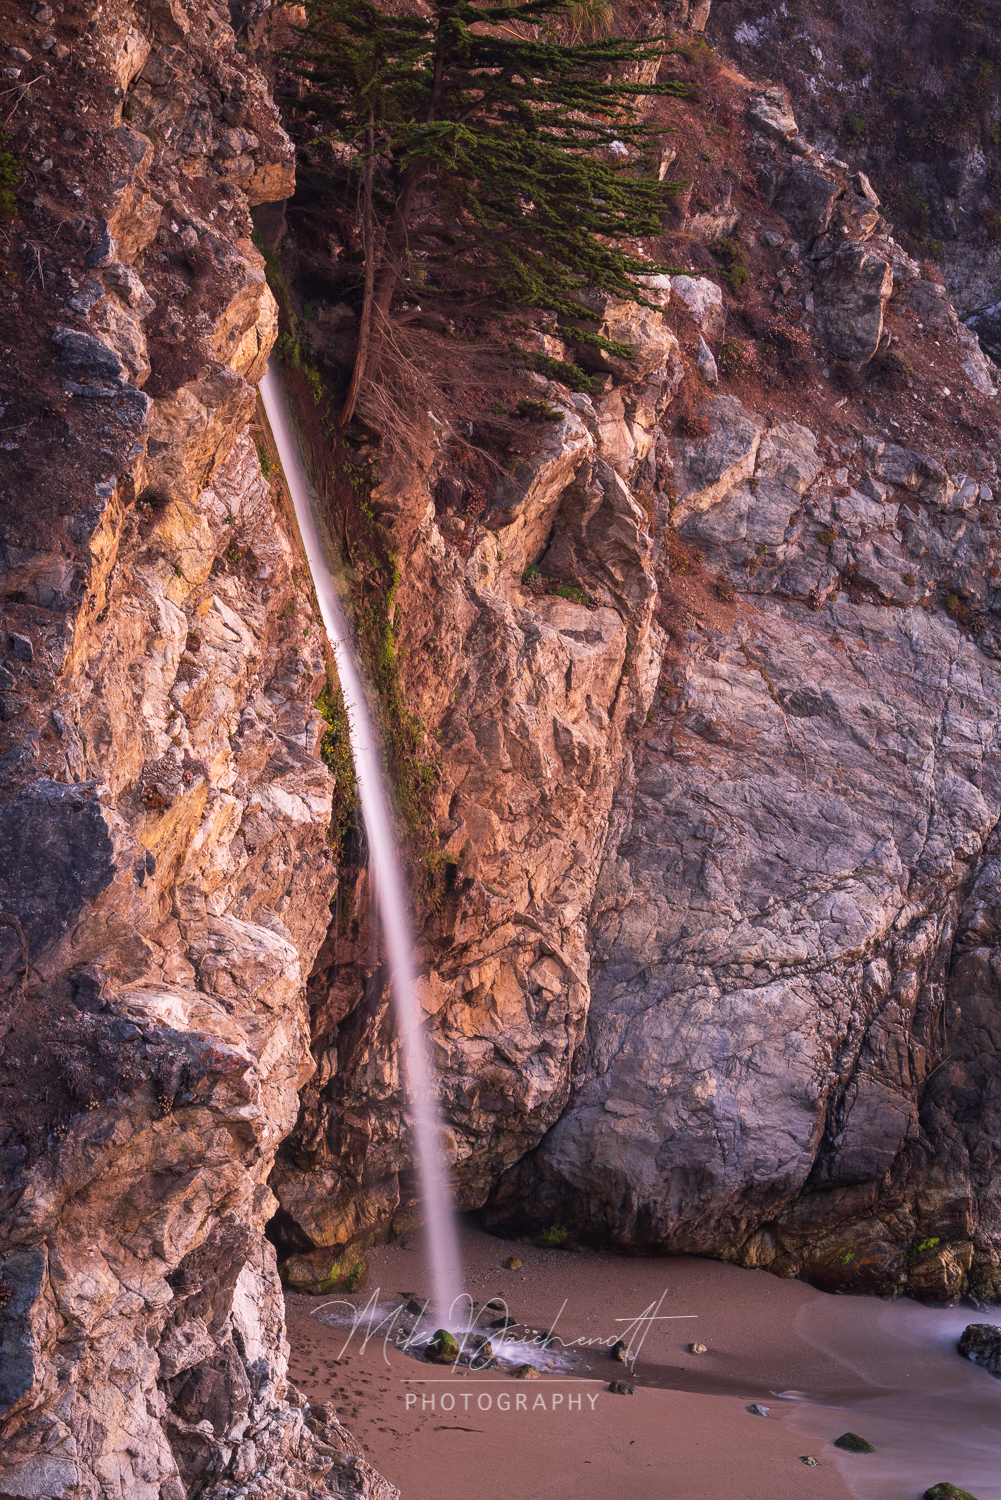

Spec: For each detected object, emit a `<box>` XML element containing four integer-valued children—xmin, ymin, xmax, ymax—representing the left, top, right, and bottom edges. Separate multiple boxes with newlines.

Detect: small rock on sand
<box><xmin>833</xmin><ymin>1432</ymin><xmax>875</xmax><ymax>1453</ymax></box>
<box><xmin>503</xmin><ymin>1256</ymin><xmax>522</xmax><ymax>1270</ymax></box>
<box><xmin>689</xmin><ymin>1342</ymin><xmax>708</xmax><ymax>1354</ymax></box>
<box><xmin>747</xmin><ymin>1404</ymin><xmax>770</xmax><ymax>1417</ymax></box>
<box><xmin>608</xmin><ymin>1380</ymin><xmax>634</xmax><ymax>1395</ymax></box>
<box><xmin>514</xmin><ymin>1364</ymin><xmax>540</xmax><ymax>1379</ymax></box>
<box><xmin>610</xmin><ymin>1339</ymin><xmax>632</xmax><ymax>1362</ymax></box>
<box><xmin>922</xmin><ymin>1487</ymin><xmax>981</xmax><ymax>1500</ymax></box>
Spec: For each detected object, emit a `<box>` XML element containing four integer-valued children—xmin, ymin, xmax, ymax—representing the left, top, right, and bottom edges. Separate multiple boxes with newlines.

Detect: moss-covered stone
<box><xmin>833</xmin><ymin>1432</ymin><xmax>875</xmax><ymax>1453</ymax></box>
<box><xmin>922</xmin><ymin>1486</ymin><xmax>981</xmax><ymax>1500</ymax></box>
<box><xmin>278</xmin><ymin>1247</ymin><xmax>368</xmax><ymax>1295</ymax></box>
<box><xmin>426</xmin><ymin>1329</ymin><xmax>460</xmax><ymax>1364</ymax></box>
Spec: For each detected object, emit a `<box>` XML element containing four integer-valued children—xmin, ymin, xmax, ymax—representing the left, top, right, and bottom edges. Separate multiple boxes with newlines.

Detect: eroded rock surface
<box><xmin>0</xmin><ymin>0</ymin><xmax>394</xmax><ymax>1494</ymax></box>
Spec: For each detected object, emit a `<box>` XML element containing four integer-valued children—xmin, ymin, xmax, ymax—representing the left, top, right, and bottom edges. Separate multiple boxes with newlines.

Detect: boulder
<box><xmin>696</xmin><ymin>334</ymin><xmax>718</xmax><ymax>385</ymax></box>
<box><xmin>957</xmin><ymin>1322</ymin><xmax>1001</xmax><ymax>1375</ymax></box>
<box><xmin>748</xmin><ymin>86</ymin><xmax>798</xmax><ymax>143</ymax></box>
<box><xmin>832</xmin><ymin>1433</ymin><xmax>875</xmax><ymax>1453</ymax></box>
<box><xmin>571</xmin><ymin>293</ymin><xmax>677</xmax><ymax>382</ymax></box>
<box><xmin>671</xmin><ymin>275</ymin><xmax>725</xmax><ymax>338</ymax></box>
<box><xmin>426</xmin><ymin>1329</ymin><xmax>461</xmax><ymax>1364</ymax></box>
<box><xmin>773</xmin><ymin>164</ymin><xmax>841</xmax><ymax>243</ymax></box>
<box><xmin>814</xmin><ymin>245</ymin><xmax>893</xmax><ymax>363</ymax></box>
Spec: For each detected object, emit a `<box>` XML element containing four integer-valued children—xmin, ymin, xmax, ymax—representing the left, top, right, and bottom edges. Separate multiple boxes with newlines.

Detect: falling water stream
<box><xmin>260</xmin><ymin>365</ymin><xmax>463</xmax><ymax>1327</ymax></box>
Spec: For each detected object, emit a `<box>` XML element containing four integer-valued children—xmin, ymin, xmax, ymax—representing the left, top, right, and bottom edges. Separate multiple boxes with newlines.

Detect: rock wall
<box><xmin>0</xmin><ymin>0</ymin><xmax>394</xmax><ymax>1494</ymax></box>
<box><xmin>483</xmin><ymin>87</ymin><xmax>1001</xmax><ymax>1307</ymax></box>
<box><xmin>5</xmin><ymin>14</ymin><xmax>1001</xmax><ymax>1499</ymax></box>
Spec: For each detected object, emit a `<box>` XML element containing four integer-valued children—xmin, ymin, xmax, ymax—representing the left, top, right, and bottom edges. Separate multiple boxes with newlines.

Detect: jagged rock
<box><xmin>957</xmin><ymin>323</ymin><xmax>998</xmax><ymax>395</ymax></box>
<box><xmin>966</xmin><ymin>298</ymin><xmax>1001</xmax><ymax>368</ymax></box>
<box><xmin>673</xmin><ymin>394</ymin><xmax>763</xmax><ymax>518</ymax></box>
<box><xmin>573</xmin><ymin>292</ymin><xmax>678</xmax><ymax>382</ymax></box>
<box><xmin>748</xmin><ymin>86</ymin><xmax>798</xmax><ymax>143</ymax></box>
<box><xmin>773</xmin><ymin>163</ymin><xmax>842</xmax><ymax>243</ymax></box>
<box><xmin>670</xmin><ymin>274</ymin><xmax>725</xmax><ymax>338</ymax></box>
<box><xmin>696</xmin><ymin>334</ymin><xmax>718</xmax><ymax>385</ymax></box>
<box><xmin>957</xmin><ymin>1323</ymin><xmax>1001</xmax><ymax>1374</ymax></box>
<box><xmin>814</xmin><ymin>245</ymin><xmax>893</xmax><ymax>362</ymax></box>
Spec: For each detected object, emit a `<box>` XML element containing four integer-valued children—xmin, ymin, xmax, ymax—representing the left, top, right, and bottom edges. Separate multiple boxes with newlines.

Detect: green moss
<box><xmin>833</xmin><ymin>1433</ymin><xmax>875</xmax><ymax>1454</ymax></box>
<box><xmin>711</xmin><ymin>234</ymin><xmax>749</xmax><ymax>294</ymax></box>
<box><xmin>538</xmin><ymin>1225</ymin><xmax>569</xmax><ymax>1246</ymax></box>
<box><xmin>426</xmin><ymin>1329</ymin><xmax>461</xmax><ymax>1364</ymax></box>
<box><xmin>317</xmin><ymin>681</ymin><xmax>358</xmax><ymax>858</ymax></box>
<box><xmin>0</xmin><ymin>127</ymin><xmax>20</xmax><ymax>223</ymax></box>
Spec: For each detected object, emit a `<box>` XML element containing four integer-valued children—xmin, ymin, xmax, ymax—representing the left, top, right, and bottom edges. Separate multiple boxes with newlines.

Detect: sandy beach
<box><xmin>283</xmin><ymin>1218</ymin><xmax>1001</xmax><ymax>1500</ymax></box>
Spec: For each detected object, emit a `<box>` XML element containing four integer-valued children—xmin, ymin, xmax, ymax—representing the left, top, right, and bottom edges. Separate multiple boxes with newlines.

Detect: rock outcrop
<box><xmin>7</xmin><ymin>17</ymin><xmax>1001</xmax><ymax>1499</ymax></box>
<box><xmin>0</xmin><ymin>0</ymin><xmax>394</xmax><ymax>1494</ymax></box>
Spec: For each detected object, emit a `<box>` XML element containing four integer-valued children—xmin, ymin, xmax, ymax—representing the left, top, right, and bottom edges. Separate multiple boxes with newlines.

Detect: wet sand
<box><xmin>284</xmin><ymin>1218</ymin><xmax>1001</xmax><ymax>1500</ymax></box>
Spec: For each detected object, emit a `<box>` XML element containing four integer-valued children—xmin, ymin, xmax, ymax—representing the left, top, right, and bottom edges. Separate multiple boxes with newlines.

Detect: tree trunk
<box><xmin>340</xmin><ymin>41</ymin><xmax>445</xmax><ymax>425</ymax></box>
<box><xmin>340</xmin><ymin>115</ymin><xmax>377</xmax><ymax>427</ymax></box>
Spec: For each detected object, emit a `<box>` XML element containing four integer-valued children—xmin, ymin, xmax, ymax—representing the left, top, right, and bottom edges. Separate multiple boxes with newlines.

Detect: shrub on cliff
<box><xmin>291</xmin><ymin>0</ymin><xmax>695</xmax><ymax>421</ymax></box>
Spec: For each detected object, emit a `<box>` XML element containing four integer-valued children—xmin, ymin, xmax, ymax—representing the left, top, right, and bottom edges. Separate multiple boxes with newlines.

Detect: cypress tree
<box><xmin>292</xmin><ymin>0</ymin><xmax>695</xmax><ymax>422</ymax></box>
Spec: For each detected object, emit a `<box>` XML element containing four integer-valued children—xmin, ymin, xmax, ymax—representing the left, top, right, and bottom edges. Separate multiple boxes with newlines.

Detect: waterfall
<box><xmin>260</xmin><ymin>366</ymin><xmax>463</xmax><ymax>1327</ymax></box>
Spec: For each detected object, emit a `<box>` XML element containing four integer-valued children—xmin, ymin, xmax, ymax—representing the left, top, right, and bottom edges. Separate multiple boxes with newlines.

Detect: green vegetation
<box><xmin>291</xmin><ymin>0</ymin><xmax>695</xmax><ymax>420</ymax></box>
<box><xmin>0</xmin><ymin>128</ymin><xmax>20</xmax><ymax>222</ymax></box>
<box><xmin>515</xmin><ymin>396</ymin><xmax>564</xmax><ymax>421</ymax></box>
<box><xmin>716</xmin><ymin>337</ymin><xmax>753</xmax><ymax>377</ymax></box>
<box><xmin>711</xmin><ymin>234</ymin><xmax>748</xmax><ymax>294</ymax></box>
<box><xmin>527</xmin><ymin>352</ymin><xmax>598</xmax><ymax>392</ymax></box>
<box><xmin>538</xmin><ymin>1225</ymin><xmax>569</xmax><ymax>1246</ymax></box>
<box><xmin>549</xmin><ymin>582</ymin><xmax>590</xmax><ymax>606</ymax></box>
<box><xmin>317</xmin><ymin>680</ymin><xmax>358</xmax><ymax>857</ymax></box>
<box><xmin>257</xmin><ymin>443</ymin><xmax>273</xmax><ymax>478</ymax></box>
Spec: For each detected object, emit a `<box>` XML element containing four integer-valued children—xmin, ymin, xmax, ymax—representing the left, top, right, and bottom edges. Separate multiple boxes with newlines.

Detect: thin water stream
<box><xmin>260</xmin><ymin>365</ymin><xmax>463</xmax><ymax>1327</ymax></box>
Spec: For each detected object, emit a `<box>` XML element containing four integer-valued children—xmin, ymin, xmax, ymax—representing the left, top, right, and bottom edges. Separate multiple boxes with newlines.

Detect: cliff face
<box><xmin>4</xmin><ymin>2</ymin><xmax>1001</xmax><ymax>1493</ymax></box>
<box><xmin>0</xmin><ymin>0</ymin><xmax>392</xmax><ymax>1494</ymax></box>
<box><xmin>270</xmin><ymin>43</ymin><xmax>1001</xmax><ymax>1309</ymax></box>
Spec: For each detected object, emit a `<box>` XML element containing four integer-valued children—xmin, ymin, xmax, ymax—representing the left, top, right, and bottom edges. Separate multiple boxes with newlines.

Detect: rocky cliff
<box><xmin>0</xmin><ymin>0</ymin><xmax>393</xmax><ymax>1493</ymax></box>
<box><xmin>3</xmin><ymin>1</ymin><xmax>1001</xmax><ymax>1495</ymax></box>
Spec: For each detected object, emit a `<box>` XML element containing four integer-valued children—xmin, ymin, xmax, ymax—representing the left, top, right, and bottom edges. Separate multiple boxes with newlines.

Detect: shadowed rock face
<box><xmin>485</xmin><ymin>394</ymin><xmax>1001</xmax><ymax>1305</ymax></box>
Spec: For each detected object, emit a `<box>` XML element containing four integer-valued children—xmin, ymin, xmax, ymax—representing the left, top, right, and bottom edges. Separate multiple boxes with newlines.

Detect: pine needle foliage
<box><xmin>291</xmin><ymin>0</ymin><xmax>696</xmax><ymax>418</ymax></box>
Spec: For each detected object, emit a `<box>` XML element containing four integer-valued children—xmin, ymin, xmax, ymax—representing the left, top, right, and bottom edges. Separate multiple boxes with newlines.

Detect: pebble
<box><xmin>514</xmin><ymin>1364</ymin><xmax>540</xmax><ymax>1379</ymax></box>
<box><xmin>689</xmin><ymin>1342</ymin><xmax>708</xmax><ymax>1354</ymax></box>
<box><xmin>502</xmin><ymin>1256</ymin><xmax>521</xmax><ymax>1270</ymax></box>
<box><xmin>608</xmin><ymin>1380</ymin><xmax>634</xmax><ymax>1395</ymax></box>
<box><xmin>9</xmin><ymin>633</ymin><xmax>34</xmax><ymax>662</ymax></box>
<box><xmin>800</xmin><ymin>1457</ymin><xmax>820</xmax><ymax>1467</ymax></box>
<box><xmin>747</xmin><ymin>1403</ymin><xmax>770</xmax><ymax>1417</ymax></box>
<box><xmin>8</xmin><ymin>46</ymin><xmax>32</xmax><ymax>63</ymax></box>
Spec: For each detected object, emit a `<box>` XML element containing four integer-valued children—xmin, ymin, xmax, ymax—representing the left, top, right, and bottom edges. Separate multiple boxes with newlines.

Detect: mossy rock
<box><xmin>426</xmin><ymin>1329</ymin><xmax>460</xmax><ymax>1365</ymax></box>
<box><xmin>833</xmin><ymin>1432</ymin><xmax>875</xmax><ymax>1453</ymax></box>
<box><xmin>922</xmin><ymin>1486</ymin><xmax>981</xmax><ymax>1500</ymax></box>
<box><xmin>279</xmin><ymin>1247</ymin><xmax>368</xmax><ymax>1295</ymax></box>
